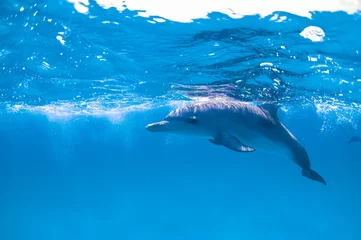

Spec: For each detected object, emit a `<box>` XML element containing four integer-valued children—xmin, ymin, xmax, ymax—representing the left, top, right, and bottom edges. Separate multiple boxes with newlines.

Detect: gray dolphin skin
<box><xmin>146</xmin><ymin>101</ymin><xmax>326</xmax><ymax>185</ymax></box>
<box><xmin>349</xmin><ymin>136</ymin><xmax>361</xmax><ymax>144</ymax></box>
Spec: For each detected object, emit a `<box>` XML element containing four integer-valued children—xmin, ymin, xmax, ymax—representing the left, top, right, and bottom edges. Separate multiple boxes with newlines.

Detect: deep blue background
<box><xmin>1</xmin><ymin>0</ymin><xmax>361</xmax><ymax>239</ymax></box>
<box><xmin>0</xmin><ymin>107</ymin><xmax>360</xmax><ymax>240</ymax></box>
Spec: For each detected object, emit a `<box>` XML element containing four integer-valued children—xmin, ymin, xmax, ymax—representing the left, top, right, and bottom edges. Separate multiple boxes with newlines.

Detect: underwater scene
<box><xmin>0</xmin><ymin>0</ymin><xmax>361</xmax><ymax>239</ymax></box>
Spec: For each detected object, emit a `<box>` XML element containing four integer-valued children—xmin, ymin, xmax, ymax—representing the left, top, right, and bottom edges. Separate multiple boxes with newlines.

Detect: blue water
<box><xmin>1</xmin><ymin>1</ymin><xmax>361</xmax><ymax>240</ymax></box>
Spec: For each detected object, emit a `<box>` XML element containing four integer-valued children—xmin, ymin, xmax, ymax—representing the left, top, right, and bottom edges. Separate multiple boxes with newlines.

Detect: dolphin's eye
<box><xmin>183</xmin><ymin>116</ymin><xmax>197</xmax><ymax>125</ymax></box>
<box><xmin>188</xmin><ymin>117</ymin><xmax>198</xmax><ymax>124</ymax></box>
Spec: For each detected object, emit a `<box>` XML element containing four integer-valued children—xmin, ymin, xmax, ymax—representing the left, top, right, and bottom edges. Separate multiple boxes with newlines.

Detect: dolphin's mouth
<box><xmin>145</xmin><ymin>120</ymin><xmax>170</xmax><ymax>132</ymax></box>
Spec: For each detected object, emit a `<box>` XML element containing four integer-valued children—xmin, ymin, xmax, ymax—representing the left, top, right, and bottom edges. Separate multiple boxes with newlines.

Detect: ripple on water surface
<box><xmin>0</xmin><ymin>0</ymin><xmax>360</xmax><ymax>130</ymax></box>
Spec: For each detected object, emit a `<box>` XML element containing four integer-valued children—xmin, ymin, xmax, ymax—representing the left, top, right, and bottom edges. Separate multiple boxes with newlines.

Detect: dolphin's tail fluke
<box><xmin>301</xmin><ymin>168</ymin><xmax>327</xmax><ymax>185</ymax></box>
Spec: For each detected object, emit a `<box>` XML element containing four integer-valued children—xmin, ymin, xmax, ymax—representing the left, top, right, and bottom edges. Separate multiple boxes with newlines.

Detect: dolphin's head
<box><xmin>146</xmin><ymin>106</ymin><xmax>204</xmax><ymax>135</ymax></box>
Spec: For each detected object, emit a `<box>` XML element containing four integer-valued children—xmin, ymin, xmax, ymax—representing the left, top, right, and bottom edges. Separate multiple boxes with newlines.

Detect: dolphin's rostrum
<box><xmin>146</xmin><ymin>101</ymin><xmax>327</xmax><ymax>185</ymax></box>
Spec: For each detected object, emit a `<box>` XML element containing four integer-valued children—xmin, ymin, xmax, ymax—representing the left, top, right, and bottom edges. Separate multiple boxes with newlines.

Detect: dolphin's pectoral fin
<box><xmin>211</xmin><ymin>133</ymin><xmax>256</xmax><ymax>152</ymax></box>
<box><xmin>222</xmin><ymin>137</ymin><xmax>255</xmax><ymax>152</ymax></box>
<box><xmin>209</xmin><ymin>139</ymin><xmax>222</xmax><ymax>145</ymax></box>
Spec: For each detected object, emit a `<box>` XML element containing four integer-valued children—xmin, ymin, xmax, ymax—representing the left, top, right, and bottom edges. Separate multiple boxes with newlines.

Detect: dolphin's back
<box><xmin>167</xmin><ymin>101</ymin><xmax>295</xmax><ymax>141</ymax></box>
<box><xmin>167</xmin><ymin>101</ymin><xmax>284</xmax><ymax>142</ymax></box>
<box><xmin>170</xmin><ymin>101</ymin><xmax>267</xmax><ymax>119</ymax></box>
<box><xmin>191</xmin><ymin>101</ymin><xmax>276</xmax><ymax>128</ymax></box>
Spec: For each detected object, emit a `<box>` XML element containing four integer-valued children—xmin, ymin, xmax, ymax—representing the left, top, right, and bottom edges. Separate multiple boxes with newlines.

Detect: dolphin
<box><xmin>349</xmin><ymin>136</ymin><xmax>361</xmax><ymax>144</ymax></box>
<box><xmin>146</xmin><ymin>101</ymin><xmax>326</xmax><ymax>185</ymax></box>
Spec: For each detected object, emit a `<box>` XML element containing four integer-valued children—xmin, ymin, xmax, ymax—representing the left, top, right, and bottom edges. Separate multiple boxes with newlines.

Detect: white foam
<box><xmin>67</xmin><ymin>0</ymin><xmax>89</xmax><ymax>14</ymax></box>
<box><xmin>300</xmin><ymin>26</ymin><xmax>326</xmax><ymax>42</ymax></box>
<box><xmin>56</xmin><ymin>35</ymin><xmax>65</xmax><ymax>45</ymax></box>
<box><xmin>4</xmin><ymin>94</ymin><xmax>361</xmax><ymax>135</ymax></box>
<box><xmin>5</xmin><ymin>98</ymin><xmax>188</xmax><ymax>123</ymax></box>
<box><xmin>3</xmin><ymin>94</ymin><xmax>233</xmax><ymax>121</ymax></box>
<box><xmin>312</xmin><ymin>98</ymin><xmax>361</xmax><ymax>131</ymax></box>
<box><xmin>6</xmin><ymin>101</ymin><xmax>149</xmax><ymax>122</ymax></box>
<box><xmin>66</xmin><ymin>0</ymin><xmax>361</xmax><ymax>22</ymax></box>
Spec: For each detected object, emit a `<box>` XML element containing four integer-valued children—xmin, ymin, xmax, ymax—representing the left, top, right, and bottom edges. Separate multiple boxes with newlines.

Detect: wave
<box><xmin>0</xmin><ymin>0</ymin><xmax>360</xmax><ymax>129</ymax></box>
<box><xmin>69</xmin><ymin>0</ymin><xmax>361</xmax><ymax>22</ymax></box>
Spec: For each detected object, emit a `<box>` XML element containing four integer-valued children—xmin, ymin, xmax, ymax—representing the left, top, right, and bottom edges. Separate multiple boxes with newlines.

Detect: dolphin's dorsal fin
<box><xmin>258</xmin><ymin>102</ymin><xmax>279</xmax><ymax>120</ymax></box>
